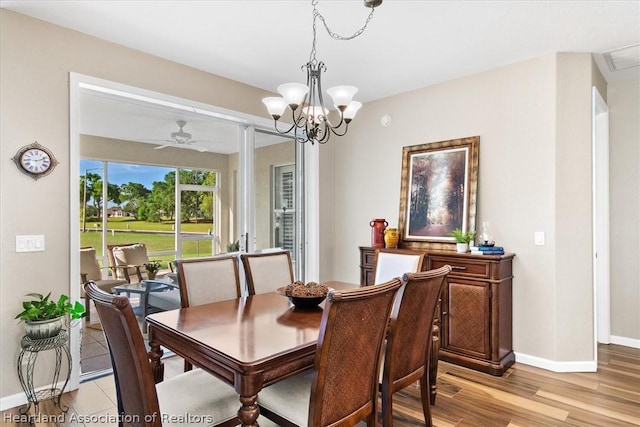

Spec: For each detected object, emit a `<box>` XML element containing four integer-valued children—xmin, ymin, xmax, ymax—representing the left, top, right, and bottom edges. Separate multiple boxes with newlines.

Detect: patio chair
<box><xmin>107</xmin><ymin>243</ymin><xmax>168</xmax><ymax>283</ymax></box>
<box><xmin>257</xmin><ymin>278</ymin><xmax>403</xmax><ymax>427</ymax></box>
<box><xmin>80</xmin><ymin>247</ymin><xmax>127</xmax><ymax>322</ymax></box>
<box><xmin>380</xmin><ymin>266</ymin><xmax>451</xmax><ymax>427</ymax></box>
<box><xmin>83</xmin><ymin>281</ymin><xmax>240</xmax><ymax>427</ymax></box>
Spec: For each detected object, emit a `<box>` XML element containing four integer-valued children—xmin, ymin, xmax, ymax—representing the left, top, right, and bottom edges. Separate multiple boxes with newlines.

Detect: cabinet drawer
<box><xmin>430</xmin><ymin>257</ymin><xmax>490</xmax><ymax>279</ymax></box>
<box><xmin>361</xmin><ymin>248</ymin><xmax>376</xmax><ymax>266</ymax></box>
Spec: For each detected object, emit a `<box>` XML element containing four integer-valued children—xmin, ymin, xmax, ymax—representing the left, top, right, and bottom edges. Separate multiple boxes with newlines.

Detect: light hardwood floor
<box><xmin>2</xmin><ymin>344</ymin><xmax>638</xmax><ymax>426</ymax></box>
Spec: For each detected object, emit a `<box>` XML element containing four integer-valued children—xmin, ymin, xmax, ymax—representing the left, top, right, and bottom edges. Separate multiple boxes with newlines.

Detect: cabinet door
<box><xmin>442</xmin><ymin>279</ymin><xmax>491</xmax><ymax>360</ymax></box>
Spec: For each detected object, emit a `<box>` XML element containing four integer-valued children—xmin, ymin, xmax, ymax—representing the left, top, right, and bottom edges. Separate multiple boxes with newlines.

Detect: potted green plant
<box><xmin>226</xmin><ymin>240</ymin><xmax>240</xmax><ymax>252</ymax></box>
<box><xmin>450</xmin><ymin>228</ymin><xmax>476</xmax><ymax>253</ymax></box>
<box><xmin>144</xmin><ymin>260</ymin><xmax>163</xmax><ymax>280</ymax></box>
<box><xmin>16</xmin><ymin>292</ymin><xmax>85</xmax><ymax>340</ymax></box>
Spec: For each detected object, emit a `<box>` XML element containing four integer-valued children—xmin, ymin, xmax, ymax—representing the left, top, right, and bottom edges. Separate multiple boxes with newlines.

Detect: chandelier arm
<box><xmin>272</xmin><ymin>119</ymin><xmax>299</xmax><ymax>136</ymax></box>
<box><xmin>328</xmin><ymin>120</ymin><xmax>349</xmax><ymax>137</ymax></box>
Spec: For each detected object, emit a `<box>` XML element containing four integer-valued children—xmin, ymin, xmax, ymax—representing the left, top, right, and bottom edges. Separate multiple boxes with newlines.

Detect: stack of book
<box><xmin>470</xmin><ymin>244</ymin><xmax>505</xmax><ymax>255</ymax></box>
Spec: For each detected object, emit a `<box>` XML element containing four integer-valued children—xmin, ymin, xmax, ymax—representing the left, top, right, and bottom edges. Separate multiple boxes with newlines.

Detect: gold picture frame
<box><xmin>398</xmin><ymin>136</ymin><xmax>479</xmax><ymax>251</ymax></box>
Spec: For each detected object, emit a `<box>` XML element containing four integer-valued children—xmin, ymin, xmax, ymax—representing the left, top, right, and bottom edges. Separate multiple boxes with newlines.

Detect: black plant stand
<box><xmin>17</xmin><ymin>330</ymin><xmax>71</xmax><ymax>414</ymax></box>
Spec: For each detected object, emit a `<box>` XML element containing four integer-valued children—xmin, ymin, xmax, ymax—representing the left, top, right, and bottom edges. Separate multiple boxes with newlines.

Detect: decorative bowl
<box><xmin>276</xmin><ymin>286</ymin><xmax>327</xmax><ymax>309</ymax></box>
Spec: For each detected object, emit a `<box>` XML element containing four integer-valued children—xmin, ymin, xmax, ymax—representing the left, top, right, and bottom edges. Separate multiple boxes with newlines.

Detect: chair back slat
<box><xmin>310</xmin><ymin>278</ymin><xmax>402</xmax><ymax>426</ymax></box>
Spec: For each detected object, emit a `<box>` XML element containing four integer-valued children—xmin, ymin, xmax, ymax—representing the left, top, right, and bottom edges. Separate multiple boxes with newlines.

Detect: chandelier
<box><xmin>263</xmin><ymin>0</ymin><xmax>383</xmax><ymax>145</ymax></box>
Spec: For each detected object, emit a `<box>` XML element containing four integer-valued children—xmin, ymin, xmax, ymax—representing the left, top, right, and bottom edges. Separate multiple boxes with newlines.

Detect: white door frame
<box><xmin>592</xmin><ymin>86</ymin><xmax>610</xmax><ymax>354</ymax></box>
<box><xmin>70</xmin><ymin>73</ymin><xmax>318</xmax><ymax>384</ymax></box>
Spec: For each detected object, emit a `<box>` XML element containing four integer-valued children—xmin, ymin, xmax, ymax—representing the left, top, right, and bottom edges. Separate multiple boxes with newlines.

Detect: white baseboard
<box><xmin>609</xmin><ymin>335</ymin><xmax>640</xmax><ymax>349</ymax></box>
<box><xmin>1</xmin><ymin>391</ymin><xmax>28</xmax><ymax>412</ymax></box>
<box><xmin>514</xmin><ymin>352</ymin><xmax>597</xmax><ymax>372</ymax></box>
<box><xmin>0</xmin><ymin>379</ymin><xmax>75</xmax><ymax>412</ymax></box>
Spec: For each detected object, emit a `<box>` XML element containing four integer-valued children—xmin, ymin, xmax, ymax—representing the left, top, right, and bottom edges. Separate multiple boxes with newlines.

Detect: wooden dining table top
<box><xmin>146</xmin><ymin>280</ymin><xmax>359</xmax><ymax>426</ymax></box>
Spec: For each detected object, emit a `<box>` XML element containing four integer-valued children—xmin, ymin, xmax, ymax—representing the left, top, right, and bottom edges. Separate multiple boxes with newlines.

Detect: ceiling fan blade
<box><xmin>185</xmin><ymin>144</ymin><xmax>209</xmax><ymax>152</ymax></box>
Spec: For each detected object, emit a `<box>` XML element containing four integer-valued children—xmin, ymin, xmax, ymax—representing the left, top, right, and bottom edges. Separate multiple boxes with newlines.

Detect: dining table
<box><xmin>146</xmin><ymin>280</ymin><xmax>359</xmax><ymax>426</ymax></box>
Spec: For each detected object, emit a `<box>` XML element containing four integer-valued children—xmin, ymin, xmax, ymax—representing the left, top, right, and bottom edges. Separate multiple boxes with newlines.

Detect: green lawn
<box><xmin>81</xmin><ymin>218</ymin><xmax>215</xmax><ymax>268</ymax></box>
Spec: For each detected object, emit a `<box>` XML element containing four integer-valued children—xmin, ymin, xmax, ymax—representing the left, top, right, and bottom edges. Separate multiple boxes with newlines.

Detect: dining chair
<box><xmin>373</xmin><ymin>248</ymin><xmax>425</xmax><ymax>284</ymax></box>
<box><xmin>257</xmin><ymin>277</ymin><xmax>403</xmax><ymax>427</ymax></box>
<box><xmin>80</xmin><ymin>246</ymin><xmax>127</xmax><ymax>322</ymax></box>
<box><xmin>380</xmin><ymin>266</ymin><xmax>451</xmax><ymax>427</ymax></box>
<box><xmin>175</xmin><ymin>254</ymin><xmax>242</xmax><ymax>371</ymax></box>
<box><xmin>83</xmin><ymin>281</ymin><xmax>240</xmax><ymax>427</ymax></box>
<box><xmin>240</xmin><ymin>250</ymin><xmax>294</xmax><ymax>295</ymax></box>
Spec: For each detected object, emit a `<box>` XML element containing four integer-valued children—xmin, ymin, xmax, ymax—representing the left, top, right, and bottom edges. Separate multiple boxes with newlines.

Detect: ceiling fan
<box><xmin>150</xmin><ymin>120</ymin><xmax>209</xmax><ymax>152</ymax></box>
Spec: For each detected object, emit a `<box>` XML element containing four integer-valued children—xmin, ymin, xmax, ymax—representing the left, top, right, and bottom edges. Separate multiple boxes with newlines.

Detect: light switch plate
<box><xmin>16</xmin><ymin>235</ymin><xmax>45</xmax><ymax>252</ymax></box>
<box><xmin>534</xmin><ymin>231</ymin><xmax>545</xmax><ymax>246</ymax></box>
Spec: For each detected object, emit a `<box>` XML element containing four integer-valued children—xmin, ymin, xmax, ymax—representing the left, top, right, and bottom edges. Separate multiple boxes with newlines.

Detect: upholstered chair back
<box><xmin>373</xmin><ymin>249</ymin><xmax>425</xmax><ymax>285</ymax></box>
<box><xmin>240</xmin><ymin>251</ymin><xmax>294</xmax><ymax>295</ymax></box>
<box><xmin>176</xmin><ymin>255</ymin><xmax>241</xmax><ymax>308</ymax></box>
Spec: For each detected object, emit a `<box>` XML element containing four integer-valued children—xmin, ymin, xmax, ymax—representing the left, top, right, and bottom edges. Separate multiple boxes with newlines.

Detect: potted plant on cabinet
<box><xmin>450</xmin><ymin>228</ymin><xmax>476</xmax><ymax>253</ymax></box>
<box><xmin>15</xmin><ymin>292</ymin><xmax>85</xmax><ymax>340</ymax></box>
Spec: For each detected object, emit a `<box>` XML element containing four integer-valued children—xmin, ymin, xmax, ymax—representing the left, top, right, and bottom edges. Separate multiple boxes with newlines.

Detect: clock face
<box><xmin>20</xmin><ymin>148</ymin><xmax>52</xmax><ymax>174</ymax></box>
<box><xmin>12</xmin><ymin>142</ymin><xmax>58</xmax><ymax>180</ymax></box>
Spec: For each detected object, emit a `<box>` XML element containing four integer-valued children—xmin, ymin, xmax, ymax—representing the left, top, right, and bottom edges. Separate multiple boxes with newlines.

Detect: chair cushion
<box><xmin>80</xmin><ymin>247</ymin><xmax>102</xmax><ymax>281</ymax></box>
<box><xmin>156</xmin><ymin>368</ymin><xmax>238</xmax><ymax>426</ymax></box>
<box><xmin>258</xmin><ymin>370</ymin><xmax>312</xmax><ymax>427</ymax></box>
<box><xmin>147</xmin><ymin>289</ymin><xmax>181</xmax><ymax>311</ymax></box>
<box><xmin>112</xmin><ymin>244</ymin><xmax>149</xmax><ymax>280</ymax></box>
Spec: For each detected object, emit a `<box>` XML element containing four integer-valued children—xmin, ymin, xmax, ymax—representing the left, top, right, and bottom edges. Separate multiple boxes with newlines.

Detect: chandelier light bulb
<box><xmin>277</xmin><ymin>83</ymin><xmax>309</xmax><ymax>110</ymax></box>
<box><xmin>262</xmin><ymin>97</ymin><xmax>288</xmax><ymax>119</ymax></box>
<box><xmin>327</xmin><ymin>85</ymin><xmax>358</xmax><ymax>111</ymax></box>
<box><xmin>342</xmin><ymin>101</ymin><xmax>362</xmax><ymax>123</ymax></box>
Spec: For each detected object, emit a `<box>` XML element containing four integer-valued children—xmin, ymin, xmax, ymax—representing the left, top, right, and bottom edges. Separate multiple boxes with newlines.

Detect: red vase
<box><xmin>370</xmin><ymin>218</ymin><xmax>388</xmax><ymax>248</ymax></box>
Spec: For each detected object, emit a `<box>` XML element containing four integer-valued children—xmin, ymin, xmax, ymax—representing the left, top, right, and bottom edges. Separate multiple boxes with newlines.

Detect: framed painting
<box><xmin>398</xmin><ymin>136</ymin><xmax>479</xmax><ymax>251</ymax></box>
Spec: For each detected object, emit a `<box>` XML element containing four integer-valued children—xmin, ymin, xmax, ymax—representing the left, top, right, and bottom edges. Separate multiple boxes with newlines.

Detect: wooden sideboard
<box><xmin>359</xmin><ymin>246</ymin><xmax>515</xmax><ymax>376</ymax></box>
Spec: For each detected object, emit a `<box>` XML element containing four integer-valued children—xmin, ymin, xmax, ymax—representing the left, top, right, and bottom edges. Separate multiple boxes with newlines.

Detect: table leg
<box><xmin>141</xmin><ymin>286</ymin><xmax>151</xmax><ymax>332</ymax></box>
<box><xmin>430</xmin><ymin>322</ymin><xmax>439</xmax><ymax>405</ymax></box>
<box><xmin>148</xmin><ymin>340</ymin><xmax>164</xmax><ymax>384</ymax></box>
<box><xmin>237</xmin><ymin>394</ymin><xmax>259</xmax><ymax>427</ymax></box>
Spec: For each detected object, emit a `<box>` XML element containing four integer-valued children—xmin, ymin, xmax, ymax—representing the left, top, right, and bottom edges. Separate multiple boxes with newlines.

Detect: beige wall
<box><xmin>324</xmin><ymin>53</ymin><xmax>615</xmax><ymax>365</ymax></box>
<box><xmin>609</xmin><ymin>77</ymin><xmax>640</xmax><ymax>342</ymax></box>
<box><xmin>0</xmin><ymin>9</ymin><xmax>272</xmax><ymax>402</ymax></box>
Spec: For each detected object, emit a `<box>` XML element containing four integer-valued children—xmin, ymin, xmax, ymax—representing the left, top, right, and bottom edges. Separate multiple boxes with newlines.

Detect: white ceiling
<box><xmin>2</xmin><ymin>0</ymin><xmax>639</xmax><ymax>152</ymax></box>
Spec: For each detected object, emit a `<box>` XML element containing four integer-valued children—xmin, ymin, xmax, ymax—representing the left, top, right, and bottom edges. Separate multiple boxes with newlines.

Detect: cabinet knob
<box><xmin>451</xmin><ymin>265</ymin><xmax>467</xmax><ymax>271</ymax></box>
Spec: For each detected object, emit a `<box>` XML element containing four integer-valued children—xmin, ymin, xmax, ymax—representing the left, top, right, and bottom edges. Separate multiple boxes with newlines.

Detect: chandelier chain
<box><xmin>309</xmin><ymin>0</ymin><xmax>377</xmax><ymax>63</ymax></box>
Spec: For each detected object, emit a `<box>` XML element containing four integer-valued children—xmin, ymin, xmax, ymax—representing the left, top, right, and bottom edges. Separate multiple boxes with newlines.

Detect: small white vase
<box><xmin>456</xmin><ymin>243</ymin><xmax>469</xmax><ymax>253</ymax></box>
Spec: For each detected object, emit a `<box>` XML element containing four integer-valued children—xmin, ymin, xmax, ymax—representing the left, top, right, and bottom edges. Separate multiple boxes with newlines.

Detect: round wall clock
<box><xmin>12</xmin><ymin>141</ymin><xmax>59</xmax><ymax>180</ymax></box>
